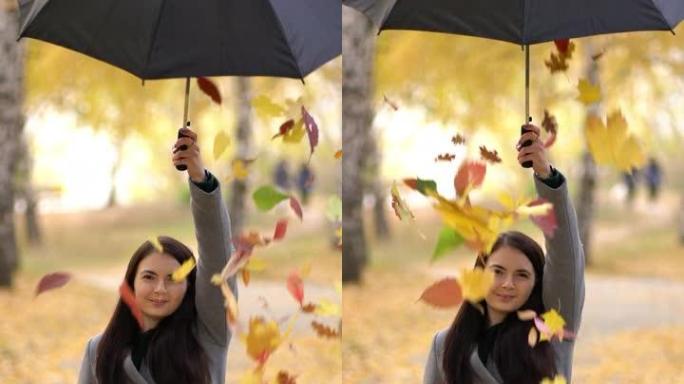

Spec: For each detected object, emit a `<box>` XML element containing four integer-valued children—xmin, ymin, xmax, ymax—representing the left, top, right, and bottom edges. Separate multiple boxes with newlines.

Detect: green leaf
<box><xmin>325</xmin><ymin>195</ymin><xmax>342</xmax><ymax>221</ymax></box>
<box><xmin>432</xmin><ymin>228</ymin><xmax>465</xmax><ymax>262</ymax></box>
<box><xmin>404</xmin><ymin>178</ymin><xmax>437</xmax><ymax>196</ymax></box>
<box><xmin>252</xmin><ymin>186</ymin><xmax>289</xmax><ymax>211</ymax></box>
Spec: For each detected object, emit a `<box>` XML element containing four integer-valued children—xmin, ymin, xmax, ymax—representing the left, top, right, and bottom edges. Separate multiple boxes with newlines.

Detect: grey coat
<box><xmin>423</xmin><ymin>175</ymin><xmax>586</xmax><ymax>384</ymax></box>
<box><xmin>78</xmin><ymin>178</ymin><xmax>236</xmax><ymax>384</ymax></box>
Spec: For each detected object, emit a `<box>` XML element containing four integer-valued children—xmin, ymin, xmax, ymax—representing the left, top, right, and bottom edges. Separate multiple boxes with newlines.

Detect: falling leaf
<box><xmin>435</xmin><ymin>153</ymin><xmax>456</xmax><ymax>162</ymax></box>
<box><xmin>451</xmin><ymin>134</ymin><xmax>466</xmax><ymax>145</ymax></box>
<box><xmin>289</xmin><ymin>196</ymin><xmax>303</xmax><ymax>221</ymax></box>
<box><xmin>272</xmin><ymin>119</ymin><xmax>295</xmax><ymax>140</ymax></box>
<box><xmin>35</xmin><ymin>272</ymin><xmax>71</xmax><ymax>297</ymax></box>
<box><xmin>197</xmin><ymin>77</ymin><xmax>222</xmax><ymax>105</ymax></box>
<box><xmin>585</xmin><ymin>111</ymin><xmax>645</xmax><ymax>171</ymax></box>
<box><xmin>232</xmin><ymin>160</ymin><xmax>249</xmax><ymax>180</ymax></box>
<box><xmin>276</xmin><ymin>371</ymin><xmax>298</xmax><ymax>384</ymax></box>
<box><xmin>245</xmin><ymin>317</ymin><xmax>282</xmax><ymax>364</ymax></box>
<box><xmin>301</xmin><ymin>106</ymin><xmax>319</xmax><ymax>158</ymax></box>
<box><xmin>419</xmin><ymin>277</ymin><xmax>463</xmax><ymax>308</ymax></box>
<box><xmin>311</xmin><ymin>321</ymin><xmax>340</xmax><ymax>338</ymax></box>
<box><xmin>283</xmin><ymin>119</ymin><xmax>307</xmax><ymax>144</ymax></box>
<box><xmin>383</xmin><ymin>94</ymin><xmax>399</xmax><ymax>110</ymax></box>
<box><xmin>224</xmin><ymin>283</ymin><xmax>239</xmax><ymax>327</ymax></box>
<box><xmin>576</xmin><ymin>79</ymin><xmax>601</xmax><ymax>105</ymax></box>
<box><xmin>541</xmin><ymin>375</ymin><xmax>567</xmax><ymax>384</ymax></box>
<box><xmin>541</xmin><ymin>110</ymin><xmax>558</xmax><ymax>148</ymax></box>
<box><xmin>528</xmin><ymin>326</ymin><xmax>539</xmax><ymax>347</ymax></box>
<box><xmin>390</xmin><ymin>181</ymin><xmax>414</xmax><ymax>221</ymax></box>
<box><xmin>458</xmin><ymin>267</ymin><xmax>494</xmax><ymax>303</ymax></box>
<box><xmin>287</xmin><ymin>271</ymin><xmax>304</xmax><ymax>305</ymax></box>
<box><xmin>314</xmin><ymin>299</ymin><xmax>341</xmax><ymax>317</ymax></box>
<box><xmin>243</xmin><ymin>257</ymin><xmax>268</xmax><ymax>272</ymax></box>
<box><xmin>239</xmin><ymin>368</ymin><xmax>264</xmax><ymax>384</ymax></box>
<box><xmin>591</xmin><ymin>51</ymin><xmax>605</xmax><ymax>61</ymax></box>
<box><xmin>148</xmin><ymin>236</ymin><xmax>163</xmax><ymax>253</ymax></box>
<box><xmin>325</xmin><ymin>196</ymin><xmax>342</xmax><ymax>221</ymax></box>
<box><xmin>119</xmin><ymin>281</ymin><xmax>144</xmax><ymax>328</ymax></box>
<box><xmin>252</xmin><ymin>186</ymin><xmax>289</xmax><ymax>211</ymax></box>
<box><xmin>479</xmin><ymin>146</ymin><xmax>501</xmax><ymax>164</ymax></box>
<box><xmin>403</xmin><ymin>178</ymin><xmax>437</xmax><ymax>195</ymax></box>
<box><xmin>252</xmin><ymin>95</ymin><xmax>286</xmax><ymax>119</ymax></box>
<box><xmin>544</xmin><ymin>53</ymin><xmax>569</xmax><ymax>73</ymax></box>
<box><xmin>301</xmin><ymin>303</ymin><xmax>317</xmax><ymax>313</ymax></box>
<box><xmin>454</xmin><ymin>161</ymin><xmax>487</xmax><ymax>197</ymax></box>
<box><xmin>554</xmin><ymin>39</ymin><xmax>570</xmax><ymax>54</ymax></box>
<box><xmin>541</xmin><ymin>309</ymin><xmax>566</xmax><ymax>335</ymax></box>
<box><xmin>525</xmin><ymin>199</ymin><xmax>558</xmax><ymax>237</ymax></box>
<box><xmin>432</xmin><ymin>227</ymin><xmax>465</xmax><ymax>262</ymax></box>
<box><xmin>241</xmin><ymin>268</ymin><xmax>251</xmax><ymax>286</ymax></box>
<box><xmin>334</xmin><ymin>150</ymin><xmax>343</xmax><ymax>159</ymax></box>
<box><xmin>171</xmin><ymin>257</ymin><xmax>196</xmax><ymax>282</ymax></box>
<box><xmin>213</xmin><ymin>131</ymin><xmax>231</xmax><ymax>160</ymax></box>
<box><xmin>273</xmin><ymin>219</ymin><xmax>288</xmax><ymax>241</ymax></box>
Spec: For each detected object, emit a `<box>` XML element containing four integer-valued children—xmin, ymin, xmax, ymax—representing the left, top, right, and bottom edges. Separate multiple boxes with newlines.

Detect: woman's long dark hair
<box><xmin>442</xmin><ymin>231</ymin><xmax>557</xmax><ymax>384</ymax></box>
<box><xmin>96</xmin><ymin>236</ymin><xmax>210</xmax><ymax>384</ymax></box>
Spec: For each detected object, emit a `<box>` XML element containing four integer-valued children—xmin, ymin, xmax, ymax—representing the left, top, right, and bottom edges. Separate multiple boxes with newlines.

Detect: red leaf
<box><xmin>272</xmin><ymin>119</ymin><xmax>295</xmax><ymax>139</ymax></box>
<box><xmin>289</xmin><ymin>196</ymin><xmax>303</xmax><ymax>221</ymax></box>
<box><xmin>197</xmin><ymin>77</ymin><xmax>222</xmax><ymax>105</ymax></box>
<box><xmin>273</xmin><ymin>219</ymin><xmax>288</xmax><ymax>241</ymax></box>
<box><xmin>301</xmin><ymin>106</ymin><xmax>319</xmax><ymax>158</ymax></box>
<box><xmin>554</xmin><ymin>39</ymin><xmax>570</xmax><ymax>54</ymax></box>
<box><xmin>528</xmin><ymin>198</ymin><xmax>558</xmax><ymax>237</ymax></box>
<box><xmin>119</xmin><ymin>280</ymin><xmax>145</xmax><ymax>328</ymax></box>
<box><xmin>454</xmin><ymin>161</ymin><xmax>487</xmax><ymax>196</ymax></box>
<box><xmin>287</xmin><ymin>271</ymin><xmax>304</xmax><ymax>305</ymax></box>
<box><xmin>419</xmin><ymin>278</ymin><xmax>463</xmax><ymax>308</ymax></box>
<box><xmin>35</xmin><ymin>272</ymin><xmax>71</xmax><ymax>297</ymax></box>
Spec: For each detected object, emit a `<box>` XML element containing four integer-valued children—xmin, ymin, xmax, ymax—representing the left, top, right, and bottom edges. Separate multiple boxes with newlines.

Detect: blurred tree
<box><xmin>0</xmin><ymin>0</ymin><xmax>23</xmax><ymax>287</ymax></box>
<box><xmin>15</xmin><ymin>134</ymin><xmax>41</xmax><ymax>245</ymax></box>
<box><xmin>228</xmin><ymin>78</ymin><xmax>254</xmax><ymax>237</ymax></box>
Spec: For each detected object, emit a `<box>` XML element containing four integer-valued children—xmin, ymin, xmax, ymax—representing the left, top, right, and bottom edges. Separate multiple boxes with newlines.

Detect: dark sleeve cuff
<box><xmin>191</xmin><ymin>170</ymin><xmax>219</xmax><ymax>193</ymax></box>
<box><xmin>537</xmin><ymin>167</ymin><xmax>565</xmax><ymax>189</ymax></box>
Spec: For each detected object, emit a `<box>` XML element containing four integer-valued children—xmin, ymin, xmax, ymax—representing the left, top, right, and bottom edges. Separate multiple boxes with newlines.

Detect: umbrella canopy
<box><xmin>18</xmin><ymin>0</ymin><xmax>341</xmax><ymax>80</ymax></box>
<box><xmin>345</xmin><ymin>0</ymin><xmax>684</xmax><ymax>45</ymax></box>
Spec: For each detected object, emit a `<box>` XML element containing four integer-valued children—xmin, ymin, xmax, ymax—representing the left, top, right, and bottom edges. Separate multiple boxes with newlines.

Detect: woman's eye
<box><xmin>142</xmin><ymin>275</ymin><xmax>154</xmax><ymax>280</ymax></box>
<box><xmin>494</xmin><ymin>269</ymin><xmax>504</xmax><ymax>275</ymax></box>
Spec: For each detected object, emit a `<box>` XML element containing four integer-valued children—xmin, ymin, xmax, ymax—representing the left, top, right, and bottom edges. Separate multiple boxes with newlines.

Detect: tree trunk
<box><xmin>16</xmin><ymin>133</ymin><xmax>41</xmax><ymax>245</ymax></box>
<box><xmin>576</xmin><ymin>43</ymin><xmax>601</xmax><ymax>267</ymax></box>
<box><xmin>342</xmin><ymin>6</ymin><xmax>374</xmax><ymax>283</ymax></box>
<box><xmin>0</xmin><ymin>2</ymin><xmax>24</xmax><ymax>287</ymax></box>
<box><xmin>228</xmin><ymin>78</ymin><xmax>253</xmax><ymax>237</ymax></box>
<box><xmin>366</xmin><ymin>138</ymin><xmax>390</xmax><ymax>239</ymax></box>
<box><xmin>106</xmin><ymin>136</ymin><xmax>124</xmax><ymax>208</ymax></box>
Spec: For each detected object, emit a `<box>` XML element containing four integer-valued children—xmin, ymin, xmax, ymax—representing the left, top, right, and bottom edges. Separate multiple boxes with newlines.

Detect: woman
<box><xmin>423</xmin><ymin>124</ymin><xmax>585</xmax><ymax>384</ymax></box>
<box><xmin>78</xmin><ymin>127</ymin><xmax>236</xmax><ymax>384</ymax></box>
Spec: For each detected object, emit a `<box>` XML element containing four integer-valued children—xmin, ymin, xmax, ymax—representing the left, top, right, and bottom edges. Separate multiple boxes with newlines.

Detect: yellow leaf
<box><xmin>540</xmin><ymin>375</ymin><xmax>567</xmax><ymax>384</ymax></box>
<box><xmin>576</xmin><ymin>79</ymin><xmax>601</xmax><ymax>105</ymax></box>
<box><xmin>213</xmin><ymin>131</ymin><xmax>231</xmax><ymax>160</ymax></box>
<box><xmin>148</xmin><ymin>236</ymin><xmax>163</xmax><ymax>253</ymax></box>
<box><xmin>171</xmin><ymin>258</ymin><xmax>195</xmax><ymax>282</ymax></box>
<box><xmin>245</xmin><ymin>317</ymin><xmax>282</xmax><ymax>363</ymax></box>
<box><xmin>541</xmin><ymin>309</ymin><xmax>566</xmax><ymax>335</ymax></box>
<box><xmin>232</xmin><ymin>160</ymin><xmax>249</xmax><ymax>180</ymax></box>
<box><xmin>585</xmin><ymin>111</ymin><xmax>645</xmax><ymax>171</ymax></box>
<box><xmin>458</xmin><ymin>267</ymin><xmax>494</xmax><ymax>303</ymax></box>
<box><xmin>239</xmin><ymin>368</ymin><xmax>264</xmax><ymax>384</ymax></box>
<box><xmin>283</xmin><ymin>118</ymin><xmax>306</xmax><ymax>143</ymax></box>
<box><xmin>314</xmin><ymin>299</ymin><xmax>341</xmax><ymax>317</ymax></box>
<box><xmin>252</xmin><ymin>95</ymin><xmax>286</xmax><ymax>120</ymax></box>
<box><xmin>515</xmin><ymin>201</ymin><xmax>552</xmax><ymax>217</ymax></box>
<box><xmin>300</xmin><ymin>261</ymin><xmax>312</xmax><ymax>278</ymax></box>
<box><xmin>225</xmin><ymin>284</ymin><xmax>239</xmax><ymax>326</ymax></box>
<box><xmin>244</xmin><ymin>257</ymin><xmax>268</xmax><ymax>272</ymax></box>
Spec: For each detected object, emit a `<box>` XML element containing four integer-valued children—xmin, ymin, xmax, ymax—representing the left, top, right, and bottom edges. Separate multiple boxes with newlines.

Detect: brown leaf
<box><xmin>272</xmin><ymin>119</ymin><xmax>295</xmax><ymax>140</ymax></box>
<box><xmin>418</xmin><ymin>278</ymin><xmax>463</xmax><ymax>308</ymax></box>
<box><xmin>35</xmin><ymin>272</ymin><xmax>71</xmax><ymax>297</ymax></box>
<box><xmin>452</xmin><ymin>134</ymin><xmax>466</xmax><ymax>145</ymax></box>
<box><xmin>197</xmin><ymin>77</ymin><xmax>222</xmax><ymax>105</ymax></box>
<box><xmin>435</xmin><ymin>153</ymin><xmax>456</xmax><ymax>162</ymax></box>
<box><xmin>383</xmin><ymin>94</ymin><xmax>399</xmax><ymax>111</ymax></box>
<box><xmin>541</xmin><ymin>110</ymin><xmax>558</xmax><ymax>148</ymax></box>
<box><xmin>241</xmin><ymin>269</ymin><xmax>251</xmax><ymax>286</ymax></box>
<box><xmin>276</xmin><ymin>371</ymin><xmax>298</xmax><ymax>384</ymax></box>
<box><xmin>301</xmin><ymin>303</ymin><xmax>317</xmax><ymax>313</ymax></box>
<box><xmin>311</xmin><ymin>321</ymin><xmax>340</xmax><ymax>338</ymax></box>
<box><xmin>479</xmin><ymin>146</ymin><xmax>501</xmax><ymax>164</ymax></box>
<box><xmin>592</xmin><ymin>51</ymin><xmax>605</xmax><ymax>61</ymax></box>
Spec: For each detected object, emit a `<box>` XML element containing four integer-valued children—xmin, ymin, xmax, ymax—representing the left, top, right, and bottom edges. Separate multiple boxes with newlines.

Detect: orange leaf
<box><xmin>311</xmin><ymin>321</ymin><xmax>340</xmax><ymax>338</ymax></box>
<box><xmin>454</xmin><ymin>161</ymin><xmax>486</xmax><ymax>197</ymax></box>
<box><xmin>197</xmin><ymin>77</ymin><xmax>222</xmax><ymax>105</ymax></box>
<box><xmin>273</xmin><ymin>219</ymin><xmax>288</xmax><ymax>241</ymax></box>
<box><xmin>241</xmin><ymin>268</ymin><xmax>251</xmax><ymax>286</ymax></box>
<box><xmin>419</xmin><ymin>278</ymin><xmax>463</xmax><ymax>308</ymax></box>
<box><xmin>479</xmin><ymin>146</ymin><xmax>501</xmax><ymax>164</ymax></box>
<box><xmin>35</xmin><ymin>272</ymin><xmax>71</xmax><ymax>297</ymax></box>
<box><xmin>119</xmin><ymin>281</ymin><xmax>144</xmax><ymax>328</ymax></box>
<box><xmin>289</xmin><ymin>196</ymin><xmax>303</xmax><ymax>221</ymax></box>
<box><xmin>276</xmin><ymin>371</ymin><xmax>298</xmax><ymax>384</ymax></box>
<box><xmin>287</xmin><ymin>271</ymin><xmax>304</xmax><ymax>305</ymax></box>
<box><xmin>541</xmin><ymin>110</ymin><xmax>558</xmax><ymax>148</ymax></box>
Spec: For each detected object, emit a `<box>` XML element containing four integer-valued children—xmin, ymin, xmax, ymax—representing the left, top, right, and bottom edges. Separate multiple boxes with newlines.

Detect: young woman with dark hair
<box><xmin>78</xmin><ymin>127</ymin><xmax>236</xmax><ymax>384</ymax></box>
<box><xmin>423</xmin><ymin>124</ymin><xmax>585</xmax><ymax>384</ymax></box>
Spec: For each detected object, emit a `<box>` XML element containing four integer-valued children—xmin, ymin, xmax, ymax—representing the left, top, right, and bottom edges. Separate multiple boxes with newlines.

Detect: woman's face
<box><xmin>484</xmin><ymin>245</ymin><xmax>536</xmax><ymax>324</ymax></box>
<box><xmin>133</xmin><ymin>252</ymin><xmax>188</xmax><ymax>330</ymax></box>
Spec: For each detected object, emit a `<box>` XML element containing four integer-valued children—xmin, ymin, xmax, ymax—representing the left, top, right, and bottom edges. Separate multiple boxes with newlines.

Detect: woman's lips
<box><xmin>495</xmin><ymin>293</ymin><xmax>516</xmax><ymax>301</ymax></box>
<box><xmin>148</xmin><ymin>299</ymin><xmax>168</xmax><ymax>306</ymax></box>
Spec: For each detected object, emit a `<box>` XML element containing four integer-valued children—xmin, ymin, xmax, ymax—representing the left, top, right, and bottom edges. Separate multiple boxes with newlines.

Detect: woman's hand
<box><xmin>516</xmin><ymin>124</ymin><xmax>552</xmax><ymax>179</ymax></box>
<box><xmin>172</xmin><ymin>127</ymin><xmax>206</xmax><ymax>183</ymax></box>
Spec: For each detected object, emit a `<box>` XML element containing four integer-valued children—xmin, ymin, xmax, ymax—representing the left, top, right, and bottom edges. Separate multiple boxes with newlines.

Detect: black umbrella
<box><xmin>18</xmin><ymin>0</ymin><xmax>341</xmax><ymax>168</ymax></box>
<box><xmin>345</xmin><ymin>0</ymin><xmax>684</xmax><ymax>136</ymax></box>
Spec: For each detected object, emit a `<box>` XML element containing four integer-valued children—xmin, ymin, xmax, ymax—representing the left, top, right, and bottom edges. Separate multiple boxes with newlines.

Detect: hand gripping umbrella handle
<box><xmin>521</xmin><ymin>120</ymin><xmax>534</xmax><ymax>168</ymax></box>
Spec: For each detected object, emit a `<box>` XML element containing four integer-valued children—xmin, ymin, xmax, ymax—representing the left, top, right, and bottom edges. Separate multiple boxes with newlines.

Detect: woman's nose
<box><xmin>501</xmin><ymin>276</ymin><xmax>515</xmax><ymax>288</ymax></box>
<box><xmin>154</xmin><ymin>280</ymin><xmax>168</xmax><ymax>292</ymax></box>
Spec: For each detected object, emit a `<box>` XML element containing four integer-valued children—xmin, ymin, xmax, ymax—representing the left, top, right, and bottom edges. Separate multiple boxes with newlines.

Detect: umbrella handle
<box><xmin>176</xmin><ymin>78</ymin><xmax>191</xmax><ymax>171</ymax></box>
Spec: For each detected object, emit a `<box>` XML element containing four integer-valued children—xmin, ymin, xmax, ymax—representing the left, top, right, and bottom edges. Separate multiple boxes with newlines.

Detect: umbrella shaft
<box><xmin>182</xmin><ymin>77</ymin><xmax>190</xmax><ymax>127</ymax></box>
<box><xmin>524</xmin><ymin>44</ymin><xmax>529</xmax><ymax>124</ymax></box>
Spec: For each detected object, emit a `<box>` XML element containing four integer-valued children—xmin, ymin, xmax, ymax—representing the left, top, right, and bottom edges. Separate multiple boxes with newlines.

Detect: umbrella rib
<box><xmin>264</xmin><ymin>0</ymin><xmax>305</xmax><ymax>81</ymax></box>
<box><xmin>648</xmin><ymin>0</ymin><xmax>677</xmax><ymax>32</ymax></box>
<box><xmin>142</xmin><ymin>0</ymin><xmax>170</xmax><ymax>79</ymax></box>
